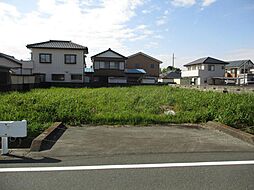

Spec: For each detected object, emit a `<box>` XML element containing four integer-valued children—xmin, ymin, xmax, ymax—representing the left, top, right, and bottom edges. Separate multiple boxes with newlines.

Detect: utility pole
<box><xmin>243</xmin><ymin>62</ymin><xmax>246</xmax><ymax>85</ymax></box>
<box><xmin>172</xmin><ymin>53</ymin><xmax>175</xmax><ymax>68</ymax></box>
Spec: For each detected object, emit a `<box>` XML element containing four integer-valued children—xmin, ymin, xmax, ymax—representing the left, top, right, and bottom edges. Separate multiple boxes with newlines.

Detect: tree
<box><xmin>160</xmin><ymin>66</ymin><xmax>181</xmax><ymax>74</ymax></box>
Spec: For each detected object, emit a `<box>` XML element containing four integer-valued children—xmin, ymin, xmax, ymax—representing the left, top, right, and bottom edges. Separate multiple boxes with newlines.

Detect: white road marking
<box><xmin>1</xmin><ymin>160</ymin><xmax>254</xmax><ymax>173</ymax></box>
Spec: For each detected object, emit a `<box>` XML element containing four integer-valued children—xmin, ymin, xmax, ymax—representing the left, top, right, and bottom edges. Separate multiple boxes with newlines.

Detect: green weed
<box><xmin>0</xmin><ymin>86</ymin><xmax>253</xmax><ymax>137</ymax></box>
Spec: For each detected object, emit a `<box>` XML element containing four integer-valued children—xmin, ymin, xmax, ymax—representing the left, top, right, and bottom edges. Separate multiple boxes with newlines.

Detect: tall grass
<box><xmin>0</xmin><ymin>86</ymin><xmax>253</xmax><ymax>137</ymax></box>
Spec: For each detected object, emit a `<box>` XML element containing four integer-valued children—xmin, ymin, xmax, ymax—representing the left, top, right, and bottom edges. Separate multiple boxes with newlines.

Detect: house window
<box><xmin>222</xmin><ymin>66</ymin><xmax>225</xmax><ymax>69</ymax></box>
<box><xmin>96</xmin><ymin>61</ymin><xmax>122</xmax><ymax>69</ymax></box>
<box><xmin>39</xmin><ymin>53</ymin><xmax>52</xmax><ymax>63</ymax></box>
<box><xmin>110</xmin><ymin>62</ymin><xmax>120</xmax><ymax>69</ymax></box>
<box><xmin>151</xmin><ymin>64</ymin><xmax>155</xmax><ymax>68</ymax></box>
<box><xmin>241</xmin><ymin>69</ymin><xmax>248</xmax><ymax>73</ymax></box>
<box><xmin>191</xmin><ymin>66</ymin><xmax>196</xmax><ymax>70</ymax></box>
<box><xmin>104</xmin><ymin>61</ymin><xmax>110</xmax><ymax>69</ymax></box>
<box><xmin>65</xmin><ymin>54</ymin><xmax>77</xmax><ymax>64</ymax></box>
<box><xmin>71</xmin><ymin>74</ymin><xmax>82</xmax><ymax>80</ymax></box>
<box><xmin>99</xmin><ymin>61</ymin><xmax>105</xmax><ymax>69</ymax></box>
<box><xmin>208</xmin><ymin>65</ymin><xmax>215</xmax><ymax>71</ymax></box>
<box><xmin>52</xmin><ymin>74</ymin><xmax>65</xmax><ymax>81</ymax></box>
<box><xmin>119</xmin><ymin>62</ymin><xmax>125</xmax><ymax>70</ymax></box>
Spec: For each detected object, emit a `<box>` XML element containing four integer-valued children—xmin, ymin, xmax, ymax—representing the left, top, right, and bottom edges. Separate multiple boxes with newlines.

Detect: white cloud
<box><xmin>142</xmin><ymin>9</ymin><xmax>151</xmax><ymax>14</ymax></box>
<box><xmin>0</xmin><ymin>0</ymin><xmax>149</xmax><ymax>66</ymax></box>
<box><xmin>171</xmin><ymin>0</ymin><xmax>217</xmax><ymax>8</ymax></box>
<box><xmin>156</xmin><ymin>10</ymin><xmax>169</xmax><ymax>26</ymax></box>
<box><xmin>156</xmin><ymin>19</ymin><xmax>166</xmax><ymax>26</ymax></box>
<box><xmin>201</xmin><ymin>0</ymin><xmax>216</xmax><ymax>7</ymax></box>
<box><xmin>171</xmin><ymin>0</ymin><xmax>196</xmax><ymax>7</ymax></box>
<box><xmin>222</xmin><ymin>49</ymin><xmax>254</xmax><ymax>62</ymax></box>
<box><xmin>0</xmin><ymin>2</ymin><xmax>20</xmax><ymax>18</ymax></box>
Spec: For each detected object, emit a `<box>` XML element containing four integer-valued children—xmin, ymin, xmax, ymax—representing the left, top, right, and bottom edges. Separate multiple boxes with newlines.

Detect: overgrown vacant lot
<box><xmin>0</xmin><ymin>86</ymin><xmax>253</xmax><ymax>137</ymax></box>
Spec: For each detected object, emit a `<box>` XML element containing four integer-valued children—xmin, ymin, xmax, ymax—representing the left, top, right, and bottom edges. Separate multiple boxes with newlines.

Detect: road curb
<box><xmin>30</xmin><ymin>122</ymin><xmax>67</xmax><ymax>152</ymax></box>
<box><xmin>206</xmin><ymin>121</ymin><xmax>254</xmax><ymax>145</ymax></box>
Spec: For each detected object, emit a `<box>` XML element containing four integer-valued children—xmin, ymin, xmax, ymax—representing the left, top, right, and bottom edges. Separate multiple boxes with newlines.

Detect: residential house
<box><xmin>225</xmin><ymin>60</ymin><xmax>254</xmax><ymax>85</ymax></box>
<box><xmin>0</xmin><ymin>53</ymin><xmax>35</xmax><ymax>91</ymax></box>
<box><xmin>126</xmin><ymin>52</ymin><xmax>162</xmax><ymax>83</ymax></box>
<box><xmin>182</xmin><ymin>57</ymin><xmax>228</xmax><ymax>85</ymax></box>
<box><xmin>158</xmin><ymin>71</ymin><xmax>181</xmax><ymax>84</ymax></box>
<box><xmin>26</xmin><ymin>40</ymin><xmax>88</xmax><ymax>84</ymax></box>
<box><xmin>0</xmin><ymin>53</ymin><xmax>22</xmax><ymax>87</ymax></box>
<box><xmin>91</xmin><ymin>48</ymin><xmax>127</xmax><ymax>84</ymax></box>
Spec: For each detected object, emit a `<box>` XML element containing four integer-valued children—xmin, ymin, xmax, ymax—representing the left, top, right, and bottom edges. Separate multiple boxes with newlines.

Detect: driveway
<box><xmin>29</xmin><ymin>125</ymin><xmax>254</xmax><ymax>158</ymax></box>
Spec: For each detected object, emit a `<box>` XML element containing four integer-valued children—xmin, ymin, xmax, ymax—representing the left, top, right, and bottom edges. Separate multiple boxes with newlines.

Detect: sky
<box><xmin>0</xmin><ymin>0</ymin><xmax>254</xmax><ymax>69</ymax></box>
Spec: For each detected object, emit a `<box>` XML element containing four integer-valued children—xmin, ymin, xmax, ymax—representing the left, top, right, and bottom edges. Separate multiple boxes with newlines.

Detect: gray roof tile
<box><xmin>26</xmin><ymin>40</ymin><xmax>88</xmax><ymax>53</ymax></box>
<box><xmin>0</xmin><ymin>52</ymin><xmax>22</xmax><ymax>66</ymax></box>
<box><xmin>184</xmin><ymin>57</ymin><xmax>228</xmax><ymax>67</ymax></box>
<box><xmin>226</xmin><ymin>60</ymin><xmax>253</xmax><ymax>68</ymax></box>
<box><xmin>160</xmin><ymin>71</ymin><xmax>181</xmax><ymax>79</ymax></box>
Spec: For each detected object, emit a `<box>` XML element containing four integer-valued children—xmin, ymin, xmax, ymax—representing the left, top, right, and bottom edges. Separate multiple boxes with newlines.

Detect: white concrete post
<box><xmin>1</xmin><ymin>137</ymin><xmax>8</xmax><ymax>155</ymax></box>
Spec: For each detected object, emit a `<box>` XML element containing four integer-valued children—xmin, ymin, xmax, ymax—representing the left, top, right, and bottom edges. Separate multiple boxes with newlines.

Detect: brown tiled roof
<box><xmin>26</xmin><ymin>40</ymin><xmax>88</xmax><ymax>53</ymax></box>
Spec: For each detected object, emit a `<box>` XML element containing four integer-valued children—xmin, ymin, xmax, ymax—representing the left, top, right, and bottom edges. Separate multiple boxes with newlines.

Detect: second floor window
<box><xmin>94</xmin><ymin>61</ymin><xmax>124</xmax><ymax>70</ymax></box>
<box><xmin>208</xmin><ymin>65</ymin><xmax>215</xmax><ymax>71</ymax></box>
<box><xmin>110</xmin><ymin>62</ymin><xmax>119</xmax><ymax>69</ymax></box>
<box><xmin>65</xmin><ymin>54</ymin><xmax>77</xmax><ymax>64</ymax></box>
<box><xmin>151</xmin><ymin>64</ymin><xmax>155</xmax><ymax>68</ymax></box>
<box><xmin>39</xmin><ymin>53</ymin><xmax>52</xmax><ymax>63</ymax></box>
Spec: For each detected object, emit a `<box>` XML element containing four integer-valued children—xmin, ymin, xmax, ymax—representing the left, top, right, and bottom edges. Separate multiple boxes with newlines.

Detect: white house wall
<box><xmin>182</xmin><ymin>70</ymin><xmax>199</xmax><ymax>77</ymax></box>
<box><xmin>182</xmin><ymin>63</ymin><xmax>225</xmax><ymax>85</ymax></box>
<box><xmin>32</xmin><ymin>48</ymin><xmax>84</xmax><ymax>83</ymax></box>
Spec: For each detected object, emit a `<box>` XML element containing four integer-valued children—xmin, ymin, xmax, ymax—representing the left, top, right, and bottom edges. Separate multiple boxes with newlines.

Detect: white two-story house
<box><xmin>26</xmin><ymin>40</ymin><xmax>88</xmax><ymax>83</ymax></box>
<box><xmin>182</xmin><ymin>57</ymin><xmax>228</xmax><ymax>85</ymax></box>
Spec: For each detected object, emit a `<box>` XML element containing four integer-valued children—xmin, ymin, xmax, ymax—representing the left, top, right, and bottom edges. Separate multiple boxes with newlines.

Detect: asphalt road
<box><xmin>1</xmin><ymin>152</ymin><xmax>254</xmax><ymax>190</ymax></box>
<box><xmin>1</xmin><ymin>125</ymin><xmax>254</xmax><ymax>190</ymax></box>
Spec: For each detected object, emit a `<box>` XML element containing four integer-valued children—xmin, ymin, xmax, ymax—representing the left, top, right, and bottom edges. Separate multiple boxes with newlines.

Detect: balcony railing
<box><xmin>182</xmin><ymin>70</ymin><xmax>200</xmax><ymax>77</ymax></box>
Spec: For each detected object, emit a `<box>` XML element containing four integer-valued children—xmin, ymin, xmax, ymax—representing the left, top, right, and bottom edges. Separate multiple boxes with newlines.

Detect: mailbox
<box><xmin>0</xmin><ymin>120</ymin><xmax>27</xmax><ymax>155</ymax></box>
<box><xmin>0</xmin><ymin>120</ymin><xmax>27</xmax><ymax>137</ymax></box>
